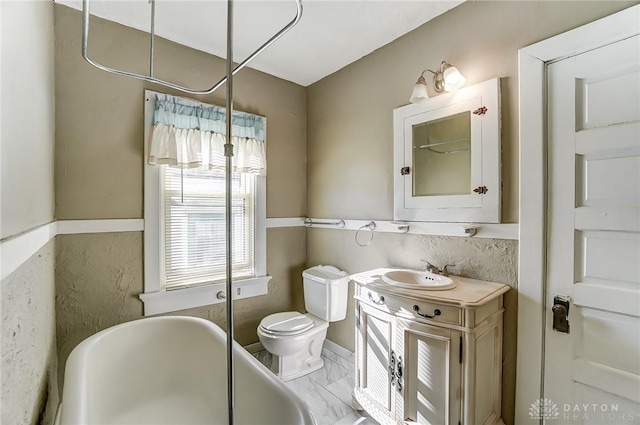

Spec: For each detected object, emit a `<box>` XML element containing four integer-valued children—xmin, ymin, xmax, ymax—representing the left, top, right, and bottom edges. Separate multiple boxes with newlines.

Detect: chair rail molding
<box><xmin>0</xmin><ymin>219</ymin><xmax>143</xmax><ymax>280</ymax></box>
<box><xmin>1</xmin><ymin>215</ymin><xmax>517</xmax><ymax>282</ymax></box>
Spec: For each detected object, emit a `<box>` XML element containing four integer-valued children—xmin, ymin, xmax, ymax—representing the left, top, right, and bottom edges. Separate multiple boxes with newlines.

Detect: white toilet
<box><xmin>257</xmin><ymin>265</ymin><xmax>349</xmax><ymax>381</ymax></box>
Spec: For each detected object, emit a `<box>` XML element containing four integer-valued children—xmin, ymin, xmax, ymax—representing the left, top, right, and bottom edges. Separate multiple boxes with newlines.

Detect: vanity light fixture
<box><xmin>409</xmin><ymin>61</ymin><xmax>466</xmax><ymax>103</ymax></box>
<box><xmin>409</xmin><ymin>73</ymin><xmax>430</xmax><ymax>103</ymax></box>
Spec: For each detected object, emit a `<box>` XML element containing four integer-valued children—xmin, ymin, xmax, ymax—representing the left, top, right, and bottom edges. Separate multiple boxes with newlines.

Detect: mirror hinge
<box><xmin>401</xmin><ymin>166</ymin><xmax>410</xmax><ymax>176</ymax></box>
<box><xmin>459</xmin><ymin>336</ymin><xmax>463</xmax><ymax>364</ymax></box>
<box><xmin>473</xmin><ymin>106</ymin><xmax>487</xmax><ymax>115</ymax></box>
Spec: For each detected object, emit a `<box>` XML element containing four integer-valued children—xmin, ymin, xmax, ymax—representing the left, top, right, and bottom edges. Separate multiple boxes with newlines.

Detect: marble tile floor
<box><xmin>252</xmin><ymin>348</ymin><xmax>379</xmax><ymax>425</ymax></box>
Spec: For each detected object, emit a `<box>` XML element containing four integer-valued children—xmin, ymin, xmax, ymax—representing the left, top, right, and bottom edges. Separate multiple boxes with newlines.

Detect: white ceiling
<box><xmin>56</xmin><ymin>0</ymin><xmax>465</xmax><ymax>86</ymax></box>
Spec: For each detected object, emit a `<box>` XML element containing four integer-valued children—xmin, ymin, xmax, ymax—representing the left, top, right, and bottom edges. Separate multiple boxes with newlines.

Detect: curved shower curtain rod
<box><xmin>81</xmin><ymin>0</ymin><xmax>303</xmax><ymax>95</ymax></box>
<box><xmin>81</xmin><ymin>1</ymin><xmax>303</xmax><ymax>424</ymax></box>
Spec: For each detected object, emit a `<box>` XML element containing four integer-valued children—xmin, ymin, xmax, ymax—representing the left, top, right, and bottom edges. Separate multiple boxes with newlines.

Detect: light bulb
<box><xmin>443</xmin><ymin>66</ymin><xmax>466</xmax><ymax>92</ymax></box>
<box><xmin>410</xmin><ymin>75</ymin><xmax>429</xmax><ymax>103</ymax></box>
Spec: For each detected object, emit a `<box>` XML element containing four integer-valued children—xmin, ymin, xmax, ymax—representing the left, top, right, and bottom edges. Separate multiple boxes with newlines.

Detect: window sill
<box><xmin>139</xmin><ymin>276</ymin><xmax>272</xmax><ymax>316</ymax></box>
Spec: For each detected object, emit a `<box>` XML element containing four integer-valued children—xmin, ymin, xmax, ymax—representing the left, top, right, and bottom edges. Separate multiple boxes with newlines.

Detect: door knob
<box><xmin>552</xmin><ymin>295</ymin><xmax>570</xmax><ymax>334</ymax></box>
<box><xmin>552</xmin><ymin>304</ymin><xmax>567</xmax><ymax>318</ymax></box>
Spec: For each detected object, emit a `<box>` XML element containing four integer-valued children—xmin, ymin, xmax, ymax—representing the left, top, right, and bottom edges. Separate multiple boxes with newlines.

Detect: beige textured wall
<box><xmin>54</xmin><ymin>4</ymin><xmax>306</xmax><ymax>219</ymax></box>
<box><xmin>55</xmin><ymin>232</ymin><xmax>144</xmax><ymax>387</ymax></box>
<box><xmin>1</xmin><ymin>2</ymin><xmax>59</xmax><ymax>424</ymax></box>
<box><xmin>1</xmin><ymin>242</ymin><xmax>59</xmax><ymax>425</ymax></box>
<box><xmin>1</xmin><ymin>0</ymin><xmax>55</xmax><ymax>239</ymax></box>
<box><xmin>307</xmin><ymin>0</ymin><xmax>636</xmax><ymax>223</ymax></box>
<box><xmin>55</xmin><ymin>228</ymin><xmax>306</xmax><ymax>387</ymax></box>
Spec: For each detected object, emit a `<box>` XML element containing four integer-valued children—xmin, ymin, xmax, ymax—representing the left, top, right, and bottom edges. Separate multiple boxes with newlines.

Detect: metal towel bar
<box><xmin>304</xmin><ymin>218</ymin><xmax>346</xmax><ymax>228</ymax></box>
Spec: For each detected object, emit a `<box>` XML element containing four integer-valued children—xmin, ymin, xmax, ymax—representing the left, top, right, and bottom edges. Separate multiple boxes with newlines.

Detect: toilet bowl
<box><xmin>258</xmin><ymin>312</ymin><xmax>329</xmax><ymax>381</ymax></box>
<box><xmin>257</xmin><ymin>265</ymin><xmax>349</xmax><ymax>381</ymax></box>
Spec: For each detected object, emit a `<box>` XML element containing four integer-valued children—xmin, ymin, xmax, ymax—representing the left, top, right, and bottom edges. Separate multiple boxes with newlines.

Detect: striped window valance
<box><xmin>148</xmin><ymin>93</ymin><xmax>267</xmax><ymax>175</ymax></box>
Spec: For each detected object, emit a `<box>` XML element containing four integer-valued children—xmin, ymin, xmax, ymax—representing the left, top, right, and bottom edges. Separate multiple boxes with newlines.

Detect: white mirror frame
<box><xmin>393</xmin><ymin>78</ymin><xmax>501</xmax><ymax>223</ymax></box>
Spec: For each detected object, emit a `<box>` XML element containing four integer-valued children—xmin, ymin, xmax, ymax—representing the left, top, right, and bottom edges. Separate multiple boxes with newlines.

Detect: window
<box><xmin>141</xmin><ymin>91</ymin><xmax>269</xmax><ymax>316</ymax></box>
<box><xmin>163</xmin><ymin>167</ymin><xmax>256</xmax><ymax>289</ymax></box>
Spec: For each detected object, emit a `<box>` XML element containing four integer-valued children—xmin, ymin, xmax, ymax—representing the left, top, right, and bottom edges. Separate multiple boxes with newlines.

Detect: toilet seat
<box><xmin>260</xmin><ymin>312</ymin><xmax>314</xmax><ymax>336</ymax></box>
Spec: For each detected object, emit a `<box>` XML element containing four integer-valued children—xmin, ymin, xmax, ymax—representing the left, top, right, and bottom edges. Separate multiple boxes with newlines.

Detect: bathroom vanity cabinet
<box><xmin>352</xmin><ymin>268</ymin><xmax>508</xmax><ymax>425</ymax></box>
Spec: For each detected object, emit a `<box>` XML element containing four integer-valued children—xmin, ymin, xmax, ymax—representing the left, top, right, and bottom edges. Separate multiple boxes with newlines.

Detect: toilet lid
<box><xmin>260</xmin><ymin>312</ymin><xmax>314</xmax><ymax>335</ymax></box>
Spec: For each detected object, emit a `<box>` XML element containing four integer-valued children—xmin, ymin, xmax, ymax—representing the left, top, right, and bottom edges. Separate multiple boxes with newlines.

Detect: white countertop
<box><xmin>351</xmin><ymin>267</ymin><xmax>509</xmax><ymax>307</ymax></box>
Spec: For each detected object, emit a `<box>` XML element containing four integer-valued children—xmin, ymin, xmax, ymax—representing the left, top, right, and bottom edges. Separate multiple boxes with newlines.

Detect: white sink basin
<box><xmin>381</xmin><ymin>269</ymin><xmax>456</xmax><ymax>290</ymax></box>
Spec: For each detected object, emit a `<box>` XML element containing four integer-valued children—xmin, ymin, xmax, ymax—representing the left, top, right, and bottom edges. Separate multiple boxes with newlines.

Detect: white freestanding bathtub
<box><xmin>57</xmin><ymin>316</ymin><xmax>316</xmax><ymax>425</ymax></box>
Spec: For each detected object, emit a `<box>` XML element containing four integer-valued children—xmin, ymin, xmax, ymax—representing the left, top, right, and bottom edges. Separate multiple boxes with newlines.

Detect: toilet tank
<box><xmin>302</xmin><ymin>265</ymin><xmax>349</xmax><ymax>322</ymax></box>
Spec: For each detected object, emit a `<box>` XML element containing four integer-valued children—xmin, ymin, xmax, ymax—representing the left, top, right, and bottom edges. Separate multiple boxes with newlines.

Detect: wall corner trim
<box><xmin>0</xmin><ymin>219</ymin><xmax>143</xmax><ymax>281</ymax></box>
<box><xmin>0</xmin><ymin>222</ymin><xmax>58</xmax><ymax>281</ymax></box>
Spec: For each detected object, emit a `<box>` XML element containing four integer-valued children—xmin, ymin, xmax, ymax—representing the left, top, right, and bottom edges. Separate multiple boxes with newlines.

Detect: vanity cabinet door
<box><xmin>355</xmin><ymin>302</ymin><xmax>396</xmax><ymax>424</ymax></box>
<box><xmin>396</xmin><ymin>318</ymin><xmax>462</xmax><ymax>425</ymax></box>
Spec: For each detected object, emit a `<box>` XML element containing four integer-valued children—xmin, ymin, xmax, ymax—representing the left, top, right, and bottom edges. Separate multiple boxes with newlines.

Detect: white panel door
<box><xmin>545</xmin><ymin>34</ymin><xmax>640</xmax><ymax>424</ymax></box>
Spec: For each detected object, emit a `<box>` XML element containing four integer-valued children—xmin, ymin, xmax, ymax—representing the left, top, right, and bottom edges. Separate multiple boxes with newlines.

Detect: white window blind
<box><xmin>162</xmin><ymin>166</ymin><xmax>255</xmax><ymax>289</ymax></box>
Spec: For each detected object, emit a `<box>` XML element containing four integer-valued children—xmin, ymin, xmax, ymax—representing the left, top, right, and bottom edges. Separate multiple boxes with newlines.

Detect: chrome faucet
<box><xmin>420</xmin><ymin>260</ymin><xmax>454</xmax><ymax>277</ymax></box>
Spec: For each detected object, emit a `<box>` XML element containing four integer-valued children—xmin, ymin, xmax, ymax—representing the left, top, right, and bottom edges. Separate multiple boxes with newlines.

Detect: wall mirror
<box><xmin>393</xmin><ymin>78</ymin><xmax>501</xmax><ymax>223</ymax></box>
<box><xmin>412</xmin><ymin>110</ymin><xmax>471</xmax><ymax>197</ymax></box>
